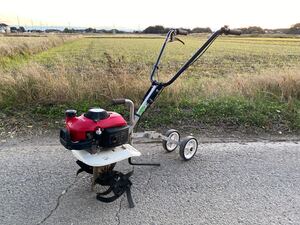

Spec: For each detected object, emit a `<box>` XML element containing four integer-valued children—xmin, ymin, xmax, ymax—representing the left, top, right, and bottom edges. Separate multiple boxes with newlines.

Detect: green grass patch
<box><xmin>2</xmin><ymin>96</ymin><xmax>299</xmax><ymax>132</ymax></box>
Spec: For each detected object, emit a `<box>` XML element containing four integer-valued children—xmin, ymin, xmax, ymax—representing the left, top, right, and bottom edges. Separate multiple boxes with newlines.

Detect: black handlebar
<box><xmin>175</xmin><ymin>29</ymin><xmax>188</xmax><ymax>35</ymax></box>
<box><xmin>138</xmin><ymin>26</ymin><xmax>242</xmax><ymax>117</ymax></box>
<box><xmin>150</xmin><ymin>26</ymin><xmax>241</xmax><ymax>87</ymax></box>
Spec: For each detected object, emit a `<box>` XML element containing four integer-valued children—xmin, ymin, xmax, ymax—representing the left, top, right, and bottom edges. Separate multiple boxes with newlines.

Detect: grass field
<box><xmin>0</xmin><ymin>35</ymin><xmax>79</xmax><ymax>69</ymax></box>
<box><xmin>0</xmin><ymin>34</ymin><xmax>300</xmax><ymax>132</ymax></box>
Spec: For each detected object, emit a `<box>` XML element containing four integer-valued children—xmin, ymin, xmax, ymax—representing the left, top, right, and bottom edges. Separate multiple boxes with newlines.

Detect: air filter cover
<box><xmin>85</xmin><ymin>108</ymin><xmax>109</xmax><ymax>121</ymax></box>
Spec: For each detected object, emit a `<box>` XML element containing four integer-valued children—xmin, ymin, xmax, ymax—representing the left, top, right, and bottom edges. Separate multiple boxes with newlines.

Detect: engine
<box><xmin>60</xmin><ymin>108</ymin><xmax>129</xmax><ymax>151</ymax></box>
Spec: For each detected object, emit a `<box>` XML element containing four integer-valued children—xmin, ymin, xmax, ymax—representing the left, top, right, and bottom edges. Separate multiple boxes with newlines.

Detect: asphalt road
<box><xmin>0</xmin><ymin>137</ymin><xmax>299</xmax><ymax>225</ymax></box>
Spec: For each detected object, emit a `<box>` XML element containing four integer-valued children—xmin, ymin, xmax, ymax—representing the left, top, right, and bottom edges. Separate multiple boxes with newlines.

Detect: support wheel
<box><xmin>179</xmin><ymin>136</ymin><xmax>198</xmax><ymax>161</ymax></box>
<box><xmin>162</xmin><ymin>129</ymin><xmax>180</xmax><ymax>152</ymax></box>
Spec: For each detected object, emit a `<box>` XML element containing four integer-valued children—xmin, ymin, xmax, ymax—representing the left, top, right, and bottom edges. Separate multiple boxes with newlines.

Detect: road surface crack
<box><xmin>116</xmin><ymin>196</ymin><xmax>124</xmax><ymax>225</ymax></box>
<box><xmin>36</xmin><ymin>176</ymin><xmax>79</xmax><ymax>225</ymax></box>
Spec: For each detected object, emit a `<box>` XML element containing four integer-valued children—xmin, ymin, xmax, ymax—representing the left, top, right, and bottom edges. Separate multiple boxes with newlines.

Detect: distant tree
<box><xmin>10</xmin><ymin>26</ymin><xmax>18</xmax><ymax>33</ymax></box>
<box><xmin>85</xmin><ymin>27</ymin><xmax>96</xmax><ymax>33</ymax></box>
<box><xmin>31</xmin><ymin>29</ymin><xmax>43</xmax><ymax>33</ymax></box>
<box><xmin>45</xmin><ymin>29</ymin><xmax>61</xmax><ymax>33</ymax></box>
<box><xmin>143</xmin><ymin>25</ymin><xmax>192</xmax><ymax>34</ymax></box>
<box><xmin>288</xmin><ymin>23</ymin><xmax>300</xmax><ymax>34</ymax></box>
<box><xmin>191</xmin><ymin>27</ymin><xmax>212</xmax><ymax>33</ymax></box>
<box><xmin>111</xmin><ymin>29</ymin><xmax>125</xmax><ymax>34</ymax></box>
<box><xmin>240</xmin><ymin>26</ymin><xmax>265</xmax><ymax>34</ymax></box>
<box><xmin>63</xmin><ymin>28</ymin><xmax>75</xmax><ymax>33</ymax></box>
<box><xmin>143</xmin><ymin>25</ymin><xmax>167</xmax><ymax>34</ymax></box>
<box><xmin>19</xmin><ymin>26</ymin><xmax>26</xmax><ymax>32</ymax></box>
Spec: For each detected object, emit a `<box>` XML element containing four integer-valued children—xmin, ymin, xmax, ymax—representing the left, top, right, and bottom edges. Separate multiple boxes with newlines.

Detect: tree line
<box><xmin>7</xmin><ymin>23</ymin><xmax>300</xmax><ymax>34</ymax></box>
<box><xmin>143</xmin><ymin>25</ymin><xmax>212</xmax><ymax>34</ymax></box>
<box><xmin>142</xmin><ymin>24</ymin><xmax>300</xmax><ymax>35</ymax></box>
<box><xmin>62</xmin><ymin>28</ymin><xmax>126</xmax><ymax>34</ymax></box>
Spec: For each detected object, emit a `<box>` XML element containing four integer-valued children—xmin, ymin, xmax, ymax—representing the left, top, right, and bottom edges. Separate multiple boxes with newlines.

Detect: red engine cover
<box><xmin>66</xmin><ymin>112</ymin><xmax>127</xmax><ymax>141</ymax></box>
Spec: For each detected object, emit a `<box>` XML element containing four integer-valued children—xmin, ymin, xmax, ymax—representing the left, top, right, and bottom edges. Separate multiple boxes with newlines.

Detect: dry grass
<box><xmin>184</xmin><ymin>68</ymin><xmax>300</xmax><ymax>102</ymax></box>
<box><xmin>0</xmin><ymin>60</ymin><xmax>145</xmax><ymax>105</ymax></box>
<box><xmin>0</xmin><ymin>35</ymin><xmax>79</xmax><ymax>58</ymax></box>
<box><xmin>1</xmin><ymin>57</ymin><xmax>299</xmax><ymax>107</ymax></box>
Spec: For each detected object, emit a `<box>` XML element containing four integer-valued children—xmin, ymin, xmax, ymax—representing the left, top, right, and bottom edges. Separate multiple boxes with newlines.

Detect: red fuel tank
<box><xmin>65</xmin><ymin>110</ymin><xmax>127</xmax><ymax>142</ymax></box>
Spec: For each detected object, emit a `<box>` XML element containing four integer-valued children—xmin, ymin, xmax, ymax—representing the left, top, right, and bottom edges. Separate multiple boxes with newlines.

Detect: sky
<box><xmin>0</xmin><ymin>0</ymin><xmax>299</xmax><ymax>30</ymax></box>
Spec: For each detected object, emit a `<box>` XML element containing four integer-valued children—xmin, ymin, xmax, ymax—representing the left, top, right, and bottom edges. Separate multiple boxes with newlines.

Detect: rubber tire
<box><xmin>179</xmin><ymin>136</ymin><xmax>198</xmax><ymax>161</ymax></box>
<box><xmin>162</xmin><ymin>129</ymin><xmax>180</xmax><ymax>152</ymax></box>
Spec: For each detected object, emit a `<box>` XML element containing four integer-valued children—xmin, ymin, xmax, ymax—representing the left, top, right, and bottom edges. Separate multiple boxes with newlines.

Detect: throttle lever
<box><xmin>169</xmin><ymin>31</ymin><xmax>185</xmax><ymax>45</ymax></box>
<box><xmin>174</xmin><ymin>37</ymin><xmax>185</xmax><ymax>45</ymax></box>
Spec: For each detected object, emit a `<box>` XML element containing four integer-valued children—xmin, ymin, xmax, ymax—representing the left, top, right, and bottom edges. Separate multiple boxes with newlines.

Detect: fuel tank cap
<box><xmin>84</xmin><ymin>108</ymin><xmax>109</xmax><ymax>121</ymax></box>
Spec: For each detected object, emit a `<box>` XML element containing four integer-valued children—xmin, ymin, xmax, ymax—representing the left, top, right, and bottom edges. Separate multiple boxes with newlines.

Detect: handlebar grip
<box><xmin>225</xmin><ymin>29</ymin><xmax>242</xmax><ymax>35</ymax></box>
<box><xmin>176</xmin><ymin>29</ymin><xmax>188</xmax><ymax>35</ymax></box>
<box><xmin>112</xmin><ymin>98</ymin><xmax>126</xmax><ymax>105</ymax></box>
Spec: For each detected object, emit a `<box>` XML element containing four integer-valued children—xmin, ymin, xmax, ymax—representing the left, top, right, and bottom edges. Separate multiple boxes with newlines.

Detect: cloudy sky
<box><xmin>0</xmin><ymin>0</ymin><xmax>299</xmax><ymax>30</ymax></box>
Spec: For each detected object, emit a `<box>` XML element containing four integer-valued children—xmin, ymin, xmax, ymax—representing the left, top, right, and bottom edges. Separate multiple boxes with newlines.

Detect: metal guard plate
<box><xmin>71</xmin><ymin>144</ymin><xmax>141</xmax><ymax>167</ymax></box>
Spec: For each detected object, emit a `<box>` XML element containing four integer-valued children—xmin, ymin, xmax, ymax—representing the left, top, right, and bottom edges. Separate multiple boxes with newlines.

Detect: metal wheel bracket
<box><xmin>132</xmin><ymin>131</ymin><xmax>180</xmax><ymax>145</ymax></box>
